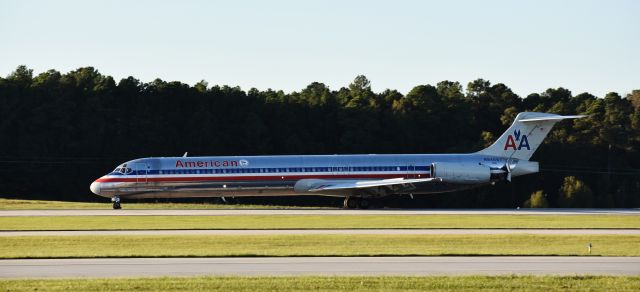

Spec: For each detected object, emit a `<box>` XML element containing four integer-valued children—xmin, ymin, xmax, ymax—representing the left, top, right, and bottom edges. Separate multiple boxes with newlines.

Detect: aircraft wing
<box><xmin>301</xmin><ymin>177</ymin><xmax>439</xmax><ymax>192</ymax></box>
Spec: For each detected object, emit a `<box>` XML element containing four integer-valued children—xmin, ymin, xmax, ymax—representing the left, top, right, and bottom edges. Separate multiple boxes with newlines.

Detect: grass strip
<box><xmin>1</xmin><ymin>215</ymin><xmax>639</xmax><ymax>231</ymax></box>
<box><xmin>1</xmin><ymin>276</ymin><xmax>639</xmax><ymax>291</ymax></box>
<box><xmin>0</xmin><ymin>198</ymin><xmax>309</xmax><ymax>210</ymax></box>
<box><xmin>1</xmin><ymin>234</ymin><xmax>638</xmax><ymax>258</ymax></box>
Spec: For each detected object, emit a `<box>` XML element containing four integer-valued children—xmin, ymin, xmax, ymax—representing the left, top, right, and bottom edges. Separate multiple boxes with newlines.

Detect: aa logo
<box><xmin>504</xmin><ymin>129</ymin><xmax>530</xmax><ymax>150</ymax></box>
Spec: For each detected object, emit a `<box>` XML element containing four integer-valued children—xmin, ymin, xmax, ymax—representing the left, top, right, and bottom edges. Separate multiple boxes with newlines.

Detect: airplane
<box><xmin>90</xmin><ymin>112</ymin><xmax>584</xmax><ymax>209</ymax></box>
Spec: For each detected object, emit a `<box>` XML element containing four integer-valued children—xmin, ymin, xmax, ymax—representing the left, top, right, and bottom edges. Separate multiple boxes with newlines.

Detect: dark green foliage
<box><xmin>524</xmin><ymin>191</ymin><xmax>549</xmax><ymax>208</ymax></box>
<box><xmin>557</xmin><ymin>177</ymin><xmax>594</xmax><ymax>208</ymax></box>
<box><xmin>0</xmin><ymin>66</ymin><xmax>638</xmax><ymax>207</ymax></box>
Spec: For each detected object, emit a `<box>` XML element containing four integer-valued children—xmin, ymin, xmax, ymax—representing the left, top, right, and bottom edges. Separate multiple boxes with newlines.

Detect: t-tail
<box><xmin>477</xmin><ymin>112</ymin><xmax>585</xmax><ymax>161</ymax></box>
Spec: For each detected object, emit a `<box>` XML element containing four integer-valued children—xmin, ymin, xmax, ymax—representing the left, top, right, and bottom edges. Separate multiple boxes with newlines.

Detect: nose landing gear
<box><xmin>111</xmin><ymin>196</ymin><xmax>121</xmax><ymax>209</ymax></box>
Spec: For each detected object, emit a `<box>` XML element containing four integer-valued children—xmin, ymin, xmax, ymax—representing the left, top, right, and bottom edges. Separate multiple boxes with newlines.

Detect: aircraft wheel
<box><xmin>112</xmin><ymin>196</ymin><xmax>121</xmax><ymax>209</ymax></box>
<box><xmin>358</xmin><ymin>199</ymin><xmax>370</xmax><ymax>209</ymax></box>
<box><xmin>345</xmin><ymin>197</ymin><xmax>359</xmax><ymax>209</ymax></box>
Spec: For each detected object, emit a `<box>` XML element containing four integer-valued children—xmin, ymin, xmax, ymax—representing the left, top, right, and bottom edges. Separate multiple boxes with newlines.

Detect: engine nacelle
<box><xmin>431</xmin><ymin>162</ymin><xmax>491</xmax><ymax>184</ymax></box>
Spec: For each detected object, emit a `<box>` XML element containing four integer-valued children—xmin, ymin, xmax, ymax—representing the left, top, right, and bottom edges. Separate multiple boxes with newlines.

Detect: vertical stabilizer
<box><xmin>477</xmin><ymin>112</ymin><xmax>585</xmax><ymax>161</ymax></box>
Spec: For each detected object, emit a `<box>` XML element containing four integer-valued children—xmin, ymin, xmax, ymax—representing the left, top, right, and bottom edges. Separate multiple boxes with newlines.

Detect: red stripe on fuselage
<box><xmin>95</xmin><ymin>173</ymin><xmax>429</xmax><ymax>183</ymax></box>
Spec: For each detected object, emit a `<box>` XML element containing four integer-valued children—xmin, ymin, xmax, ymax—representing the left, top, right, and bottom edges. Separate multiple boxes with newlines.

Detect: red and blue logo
<box><xmin>504</xmin><ymin>129</ymin><xmax>530</xmax><ymax>150</ymax></box>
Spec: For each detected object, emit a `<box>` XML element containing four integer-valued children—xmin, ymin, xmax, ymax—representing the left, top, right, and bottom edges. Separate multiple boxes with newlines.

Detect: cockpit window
<box><xmin>113</xmin><ymin>166</ymin><xmax>133</xmax><ymax>174</ymax></box>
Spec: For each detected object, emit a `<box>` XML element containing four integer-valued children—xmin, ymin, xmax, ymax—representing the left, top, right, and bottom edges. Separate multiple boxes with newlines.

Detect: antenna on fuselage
<box><xmin>183</xmin><ymin>152</ymin><xmax>188</xmax><ymax>157</ymax></box>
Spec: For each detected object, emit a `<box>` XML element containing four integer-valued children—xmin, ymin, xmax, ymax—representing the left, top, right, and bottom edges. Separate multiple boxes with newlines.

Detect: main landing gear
<box><xmin>343</xmin><ymin>197</ymin><xmax>371</xmax><ymax>209</ymax></box>
<box><xmin>112</xmin><ymin>196</ymin><xmax>121</xmax><ymax>209</ymax></box>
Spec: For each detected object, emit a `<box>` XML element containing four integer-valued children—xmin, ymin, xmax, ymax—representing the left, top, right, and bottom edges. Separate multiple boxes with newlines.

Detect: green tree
<box><xmin>194</xmin><ymin>80</ymin><xmax>208</xmax><ymax>93</ymax></box>
<box><xmin>345</xmin><ymin>75</ymin><xmax>374</xmax><ymax>108</ymax></box>
<box><xmin>557</xmin><ymin>176</ymin><xmax>594</xmax><ymax>208</ymax></box>
<box><xmin>7</xmin><ymin>65</ymin><xmax>33</xmax><ymax>87</ymax></box>
<box><xmin>300</xmin><ymin>82</ymin><xmax>332</xmax><ymax>106</ymax></box>
<box><xmin>626</xmin><ymin>90</ymin><xmax>640</xmax><ymax>110</ymax></box>
<box><xmin>523</xmin><ymin>190</ymin><xmax>549</xmax><ymax>208</ymax></box>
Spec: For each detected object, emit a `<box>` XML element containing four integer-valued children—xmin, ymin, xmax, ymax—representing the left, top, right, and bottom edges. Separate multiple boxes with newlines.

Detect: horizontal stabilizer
<box><xmin>519</xmin><ymin>115</ymin><xmax>586</xmax><ymax>123</ymax></box>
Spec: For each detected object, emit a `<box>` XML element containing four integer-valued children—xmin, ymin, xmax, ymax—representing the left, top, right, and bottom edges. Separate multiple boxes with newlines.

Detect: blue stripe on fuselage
<box><xmin>120</xmin><ymin>165</ymin><xmax>430</xmax><ymax>176</ymax></box>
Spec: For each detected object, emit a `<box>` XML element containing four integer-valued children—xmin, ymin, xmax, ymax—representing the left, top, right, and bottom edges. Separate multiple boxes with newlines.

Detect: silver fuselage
<box><xmin>90</xmin><ymin>153</ymin><xmax>538</xmax><ymax>199</ymax></box>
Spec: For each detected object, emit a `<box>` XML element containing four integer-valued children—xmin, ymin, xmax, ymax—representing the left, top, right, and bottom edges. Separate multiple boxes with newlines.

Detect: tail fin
<box><xmin>477</xmin><ymin>112</ymin><xmax>585</xmax><ymax>161</ymax></box>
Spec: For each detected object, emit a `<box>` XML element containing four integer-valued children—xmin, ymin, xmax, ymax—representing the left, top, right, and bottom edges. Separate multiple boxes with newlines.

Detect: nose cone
<box><xmin>90</xmin><ymin>181</ymin><xmax>101</xmax><ymax>195</ymax></box>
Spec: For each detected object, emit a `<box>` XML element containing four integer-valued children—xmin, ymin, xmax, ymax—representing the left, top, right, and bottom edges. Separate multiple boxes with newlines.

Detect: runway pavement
<box><xmin>2</xmin><ymin>208</ymin><xmax>639</xmax><ymax>216</ymax></box>
<box><xmin>2</xmin><ymin>257</ymin><xmax>639</xmax><ymax>278</ymax></box>
<box><xmin>1</xmin><ymin>228</ymin><xmax>639</xmax><ymax>236</ymax></box>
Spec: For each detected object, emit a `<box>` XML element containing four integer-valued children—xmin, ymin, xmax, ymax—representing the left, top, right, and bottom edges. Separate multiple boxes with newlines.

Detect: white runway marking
<box><xmin>1</xmin><ymin>229</ymin><xmax>639</xmax><ymax>236</ymax></box>
<box><xmin>1</xmin><ymin>257</ymin><xmax>638</xmax><ymax>278</ymax></box>
<box><xmin>1</xmin><ymin>208</ymin><xmax>639</xmax><ymax>216</ymax></box>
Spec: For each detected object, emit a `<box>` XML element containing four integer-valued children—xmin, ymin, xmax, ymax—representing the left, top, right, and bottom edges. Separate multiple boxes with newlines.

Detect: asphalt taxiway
<box><xmin>1</xmin><ymin>208</ymin><xmax>639</xmax><ymax>216</ymax></box>
<box><xmin>2</xmin><ymin>257</ymin><xmax>639</xmax><ymax>278</ymax></box>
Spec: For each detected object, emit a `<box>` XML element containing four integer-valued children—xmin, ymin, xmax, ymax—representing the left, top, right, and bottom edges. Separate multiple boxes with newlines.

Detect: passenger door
<box><xmin>130</xmin><ymin>162</ymin><xmax>148</xmax><ymax>185</ymax></box>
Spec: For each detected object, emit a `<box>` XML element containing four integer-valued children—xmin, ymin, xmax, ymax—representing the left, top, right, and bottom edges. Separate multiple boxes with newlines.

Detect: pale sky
<box><xmin>1</xmin><ymin>0</ymin><xmax>638</xmax><ymax>97</ymax></box>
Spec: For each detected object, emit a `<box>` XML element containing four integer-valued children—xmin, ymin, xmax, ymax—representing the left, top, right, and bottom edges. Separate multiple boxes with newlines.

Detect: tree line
<box><xmin>0</xmin><ymin>65</ymin><xmax>638</xmax><ymax>207</ymax></box>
